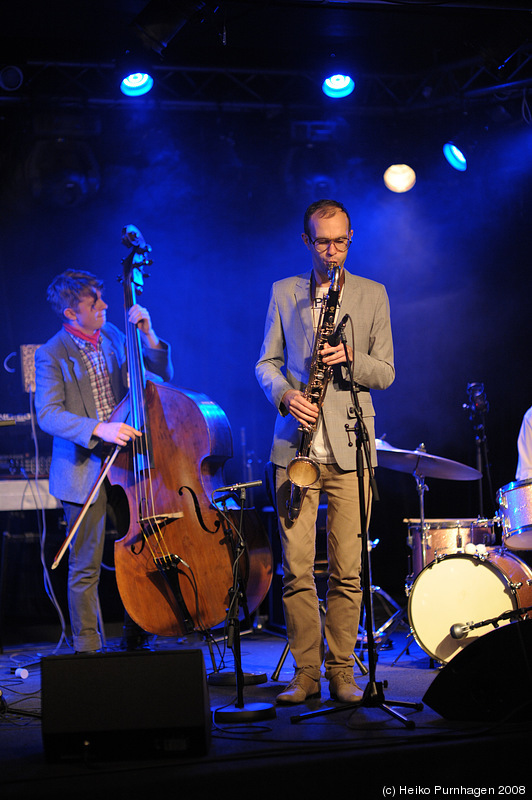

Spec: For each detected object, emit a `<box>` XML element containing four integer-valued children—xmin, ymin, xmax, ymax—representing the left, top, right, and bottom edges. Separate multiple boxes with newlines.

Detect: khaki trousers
<box><xmin>275</xmin><ymin>462</ymin><xmax>370</xmax><ymax>680</ymax></box>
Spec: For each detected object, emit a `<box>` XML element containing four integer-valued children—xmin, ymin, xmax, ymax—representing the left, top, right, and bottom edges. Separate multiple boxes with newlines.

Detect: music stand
<box><xmin>292</xmin><ymin>332</ymin><xmax>423</xmax><ymax>728</ymax></box>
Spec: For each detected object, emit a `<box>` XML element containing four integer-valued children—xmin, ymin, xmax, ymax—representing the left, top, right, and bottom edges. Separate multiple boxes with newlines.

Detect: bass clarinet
<box><xmin>286</xmin><ymin>265</ymin><xmax>342</xmax><ymax>521</ymax></box>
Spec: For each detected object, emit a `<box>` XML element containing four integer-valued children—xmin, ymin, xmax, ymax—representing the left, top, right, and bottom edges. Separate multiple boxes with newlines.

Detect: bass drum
<box><xmin>407</xmin><ymin>548</ymin><xmax>532</xmax><ymax>664</ymax></box>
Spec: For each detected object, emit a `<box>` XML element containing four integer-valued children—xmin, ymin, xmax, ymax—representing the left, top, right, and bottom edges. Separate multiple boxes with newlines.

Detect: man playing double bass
<box><xmin>35</xmin><ymin>269</ymin><xmax>173</xmax><ymax>654</ymax></box>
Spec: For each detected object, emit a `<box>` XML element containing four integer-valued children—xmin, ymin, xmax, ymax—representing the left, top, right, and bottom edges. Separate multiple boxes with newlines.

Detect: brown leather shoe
<box><xmin>277</xmin><ymin>672</ymin><xmax>321</xmax><ymax>704</ymax></box>
<box><xmin>329</xmin><ymin>671</ymin><xmax>364</xmax><ymax>704</ymax></box>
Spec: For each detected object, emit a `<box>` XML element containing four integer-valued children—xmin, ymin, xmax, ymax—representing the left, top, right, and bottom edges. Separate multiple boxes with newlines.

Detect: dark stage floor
<box><xmin>1</xmin><ymin>618</ymin><xmax>531</xmax><ymax>799</ymax></box>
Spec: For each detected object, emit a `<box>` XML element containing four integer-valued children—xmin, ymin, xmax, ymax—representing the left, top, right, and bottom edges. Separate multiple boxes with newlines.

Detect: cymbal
<box><xmin>375</xmin><ymin>440</ymin><xmax>482</xmax><ymax>481</ymax></box>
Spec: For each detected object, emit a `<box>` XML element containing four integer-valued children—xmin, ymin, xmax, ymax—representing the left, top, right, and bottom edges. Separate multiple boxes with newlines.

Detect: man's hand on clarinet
<box><xmin>321</xmin><ymin>342</ymin><xmax>353</xmax><ymax>366</ymax></box>
<box><xmin>282</xmin><ymin>389</ymin><xmax>319</xmax><ymax>426</ymax></box>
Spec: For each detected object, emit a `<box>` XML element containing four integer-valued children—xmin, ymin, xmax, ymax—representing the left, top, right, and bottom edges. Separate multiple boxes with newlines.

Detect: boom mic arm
<box><xmin>450</xmin><ymin>605</ymin><xmax>532</xmax><ymax>639</ymax></box>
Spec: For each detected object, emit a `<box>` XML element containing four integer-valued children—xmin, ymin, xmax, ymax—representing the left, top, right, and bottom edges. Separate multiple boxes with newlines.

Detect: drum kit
<box><xmin>375</xmin><ymin>438</ymin><xmax>532</xmax><ymax>665</ymax></box>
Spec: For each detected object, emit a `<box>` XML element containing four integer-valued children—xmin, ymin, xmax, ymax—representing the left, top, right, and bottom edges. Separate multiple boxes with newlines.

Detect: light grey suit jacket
<box><xmin>35</xmin><ymin>323</ymin><xmax>173</xmax><ymax>504</ymax></box>
<box><xmin>255</xmin><ymin>269</ymin><xmax>394</xmax><ymax>470</ymax></box>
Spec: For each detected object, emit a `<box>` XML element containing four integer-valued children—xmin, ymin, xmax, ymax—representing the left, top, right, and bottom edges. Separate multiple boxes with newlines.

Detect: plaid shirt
<box><xmin>67</xmin><ymin>332</ymin><xmax>117</xmax><ymax>422</ymax></box>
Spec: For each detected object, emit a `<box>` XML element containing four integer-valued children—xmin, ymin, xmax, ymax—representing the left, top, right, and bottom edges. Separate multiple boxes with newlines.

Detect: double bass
<box><xmin>106</xmin><ymin>225</ymin><xmax>272</xmax><ymax>637</ymax></box>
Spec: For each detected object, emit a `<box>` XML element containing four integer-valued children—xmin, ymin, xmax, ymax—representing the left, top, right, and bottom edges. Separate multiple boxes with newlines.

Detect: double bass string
<box><xmin>124</xmin><ymin>284</ymin><xmax>170</xmax><ymax>564</ymax></box>
<box><xmin>124</xmin><ymin>265</ymin><xmax>208</xmax><ymax>636</ymax></box>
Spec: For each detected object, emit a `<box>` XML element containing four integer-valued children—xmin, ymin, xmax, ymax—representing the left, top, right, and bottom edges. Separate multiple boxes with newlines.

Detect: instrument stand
<box><xmin>390</xmin><ymin>631</ymin><xmax>437</xmax><ymax>669</ymax></box>
<box><xmin>391</xmin><ymin>470</ymin><xmax>433</xmax><ymax>667</ymax></box>
<box><xmin>414</xmin><ymin>468</ymin><xmax>430</xmax><ymax>572</ymax></box>
<box><xmin>211</xmin><ymin>488</ymin><xmax>276</xmax><ymax>723</ymax></box>
<box><xmin>463</xmin><ymin>382</ymin><xmax>494</xmax><ymax>518</ymax></box>
<box><xmin>393</xmin><ymin>464</ymin><xmax>441</xmax><ymax>666</ymax></box>
<box><xmin>356</xmin><ymin>540</ymin><xmax>407</xmax><ymax>656</ymax></box>
<box><xmin>358</xmin><ymin>586</ymin><xmax>407</xmax><ymax>655</ymax></box>
<box><xmin>206</xmin><ymin>625</ymin><xmax>265</xmax><ymax>684</ymax></box>
<box><xmin>292</xmin><ymin>336</ymin><xmax>422</xmax><ymax>728</ymax></box>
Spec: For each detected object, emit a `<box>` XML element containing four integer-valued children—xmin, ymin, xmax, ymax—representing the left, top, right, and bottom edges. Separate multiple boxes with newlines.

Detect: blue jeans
<box><xmin>62</xmin><ymin>485</ymin><xmax>108</xmax><ymax>652</ymax></box>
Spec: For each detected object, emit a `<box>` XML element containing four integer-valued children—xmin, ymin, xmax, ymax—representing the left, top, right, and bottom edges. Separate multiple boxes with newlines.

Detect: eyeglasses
<box><xmin>308</xmin><ymin>236</ymin><xmax>351</xmax><ymax>253</ymax></box>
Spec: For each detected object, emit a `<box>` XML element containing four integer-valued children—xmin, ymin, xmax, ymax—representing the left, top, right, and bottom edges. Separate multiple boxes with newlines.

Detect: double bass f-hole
<box><xmin>179</xmin><ymin>485</ymin><xmax>221</xmax><ymax>534</ymax></box>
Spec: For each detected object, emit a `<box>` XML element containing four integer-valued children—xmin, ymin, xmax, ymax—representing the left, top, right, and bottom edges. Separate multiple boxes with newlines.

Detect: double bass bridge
<box><xmin>140</xmin><ymin>511</ymin><xmax>184</xmax><ymax>530</ymax></box>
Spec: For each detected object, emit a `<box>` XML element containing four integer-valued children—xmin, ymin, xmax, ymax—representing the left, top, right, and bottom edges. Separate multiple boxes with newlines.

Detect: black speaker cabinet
<box><xmin>41</xmin><ymin>649</ymin><xmax>211</xmax><ymax>761</ymax></box>
<box><xmin>423</xmin><ymin>619</ymin><xmax>532</xmax><ymax>722</ymax></box>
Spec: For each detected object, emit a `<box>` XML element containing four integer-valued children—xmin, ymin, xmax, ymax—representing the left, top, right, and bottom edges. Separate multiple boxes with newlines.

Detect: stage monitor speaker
<box><xmin>423</xmin><ymin>619</ymin><xmax>532</xmax><ymax>722</ymax></box>
<box><xmin>41</xmin><ymin>649</ymin><xmax>211</xmax><ymax>761</ymax></box>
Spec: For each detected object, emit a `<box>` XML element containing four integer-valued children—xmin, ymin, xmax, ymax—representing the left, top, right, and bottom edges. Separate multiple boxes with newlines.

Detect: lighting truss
<box><xmin>1</xmin><ymin>45</ymin><xmax>532</xmax><ymax>115</ymax></box>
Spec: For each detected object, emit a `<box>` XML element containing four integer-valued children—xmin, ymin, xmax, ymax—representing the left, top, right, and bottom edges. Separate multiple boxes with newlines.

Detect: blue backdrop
<box><xmin>1</xmin><ymin>105</ymin><xmax>531</xmax><ymax>593</ymax></box>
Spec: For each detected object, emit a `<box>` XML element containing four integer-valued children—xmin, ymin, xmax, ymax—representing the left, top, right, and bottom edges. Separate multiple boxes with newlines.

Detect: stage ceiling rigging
<box><xmin>0</xmin><ymin>1</ymin><xmax>532</xmax><ymax>115</ymax></box>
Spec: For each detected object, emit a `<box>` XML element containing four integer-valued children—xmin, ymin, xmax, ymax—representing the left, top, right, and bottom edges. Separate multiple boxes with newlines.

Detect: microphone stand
<box><xmin>210</xmin><ymin>485</ymin><xmax>276</xmax><ymax>723</ymax></box>
<box><xmin>450</xmin><ymin>604</ymin><xmax>532</xmax><ymax>640</ymax></box>
<box><xmin>463</xmin><ymin>382</ymin><xmax>493</xmax><ymax>517</ymax></box>
<box><xmin>292</xmin><ymin>331</ymin><xmax>422</xmax><ymax>728</ymax></box>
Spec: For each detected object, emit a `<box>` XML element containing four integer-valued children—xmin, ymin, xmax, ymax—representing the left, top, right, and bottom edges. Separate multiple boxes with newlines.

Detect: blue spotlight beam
<box><xmin>443</xmin><ymin>142</ymin><xmax>467</xmax><ymax>171</ymax></box>
<box><xmin>120</xmin><ymin>72</ymin><xmax>154</xmax><ymax>97</ymax></box>
<box><xmin>322</xmin><ymin>74</ymin><xmax>355</xmax><ymax>99</ymax></box>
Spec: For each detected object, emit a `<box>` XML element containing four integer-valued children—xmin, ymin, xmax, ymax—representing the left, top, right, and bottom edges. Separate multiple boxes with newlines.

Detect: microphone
<box><xmin>449</xmin><ymin>605</ymin><xmax>532</xmax><ymax>641</ymax></box>
<box><xmin>450</xmin><ymin>622</ymin><xmax>470</xmax><ymax>639</ymax></box>
<box><xmin>328</xmin><ymin>314</ymin><xmax>349</xmax><ymax>346</ymax></box>
<box><xmin>213</xmin><ymin>480</ymin><xmax>263</xmax><ymax>493</ymax></box>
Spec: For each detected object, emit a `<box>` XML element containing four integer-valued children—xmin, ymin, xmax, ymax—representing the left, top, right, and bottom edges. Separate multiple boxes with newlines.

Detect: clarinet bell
<box><xmin>286</xmin><ymin>456</ymin><xmax>320</xmax><ymax>488</ymax></box>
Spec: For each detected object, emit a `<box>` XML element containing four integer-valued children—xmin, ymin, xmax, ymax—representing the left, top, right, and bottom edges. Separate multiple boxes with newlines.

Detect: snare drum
<box><xmin>407</xmin><ymin>548</ymin><xmax>532</xmax><ymax>663</ymax></box>
<box><xmin>497</xmin><ymin>478</ymin><xmax>532</xmax><ymax>550</ymax></box>
<box><xmin>406</xmin><ymin>518</ymin><xmax>496</xmax><ymax>578</ymax></box>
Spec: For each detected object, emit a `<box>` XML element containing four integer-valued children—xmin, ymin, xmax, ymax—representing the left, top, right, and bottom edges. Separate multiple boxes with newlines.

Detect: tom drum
<box><xmin>497</xmin><ymin>478</ymin><xmax>532</xmax><ymax>550</ymax></box>
<box><xmin>407</xmin><ymin>548</ymin><xmax>532</xmax><ymax>664</ymax></box>
<box><xmin>406</xmin><ymin>518</ymin><xmax>496</xmax><ymax>578</ymax></box>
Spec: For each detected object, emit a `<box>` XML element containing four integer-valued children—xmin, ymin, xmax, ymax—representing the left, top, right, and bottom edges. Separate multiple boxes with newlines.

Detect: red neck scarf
<box><xmin>63</xmin><ymin>323</ymin><xmax>101</xmax><ymax>347</ymax></box>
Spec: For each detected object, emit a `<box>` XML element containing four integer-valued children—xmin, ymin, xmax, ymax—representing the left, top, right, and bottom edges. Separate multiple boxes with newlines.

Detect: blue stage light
<box><xmin>322</xmin><ymin>74</ymin><xmax>355</xmax><ymax>99</ymax></box>
<box><xmin>443</xmin><ymin>142</ymin><xmax>467</xmax><ymax>171</ymax></box>
<box><xmin>120</xmin><ymin>71</ymin><xmax>154</xmax><ymax>97</ymax></box>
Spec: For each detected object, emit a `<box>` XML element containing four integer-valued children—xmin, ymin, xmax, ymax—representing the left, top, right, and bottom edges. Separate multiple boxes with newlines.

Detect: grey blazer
<box><xmin>255</xmin><ymin>269</ymin><xmax>394</xmax><ymax>470</ymax></box>
<box><xmin>35</xmin><ymin>323</ymin><xmax>173</xmax><ymax>504</ymax></box>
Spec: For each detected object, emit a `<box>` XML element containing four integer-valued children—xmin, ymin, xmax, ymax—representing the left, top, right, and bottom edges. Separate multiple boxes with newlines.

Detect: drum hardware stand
<box><xmin>413</xmin><ymin>462</ymin><xmax>432</xmax><ymax>572</ymax></box>
<box><xmin>210</xmin><ymin>486</ymin><xmax>276</xmax><ymax>723</ymax></box>
<box><xmin>356</xmin><ymin>538</ymin><xmax>408</xmax><ymax>656</ymax></box>
<box><xmin>291</xmin><ymin>333</ymin><xmax>423</xmax><ymax>728</ymax></box>
<box><xmin>390</xmin><ymin>629</ymin><xmax>438</xmax><ymax>669</ymax></box>
<box><xmin>358</xmin><ymin>599</ymin><xmax>407</xmax><ymax>654</ymax></box>
<box><xmin>391</xmin><ymin>460</ymin><xmax>433</xmax><ymax>665</ymax></box>
<box><xmin>390</xmin><ymin>568</ymin><xmax>439</xmax><ymax>669</ymax></box>
<box><xmin>463</xmin><ymin>381</ymin><xmax>494</xmax><ymax>518</ymax></box>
